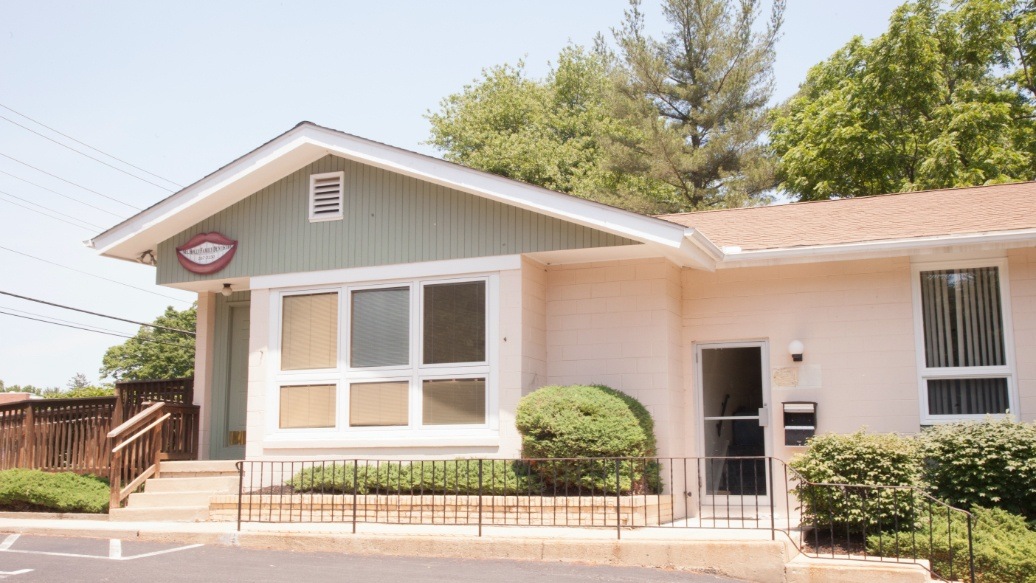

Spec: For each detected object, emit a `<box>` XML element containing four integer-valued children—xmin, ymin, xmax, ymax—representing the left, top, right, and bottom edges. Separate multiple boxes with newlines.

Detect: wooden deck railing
<box><xmin>0</xmin><ymin>378</ymin><xmax>199</xmax><ymax>478</ymax></box>
<box><xmin>108</xmin><ymin>402</ymin><xmax>169</xmax><ymax>509</ymax></box>
<box><xmin>0</xmin><ymin>397</ymin><xmax>116</xmax><ymax>474</ymax></box>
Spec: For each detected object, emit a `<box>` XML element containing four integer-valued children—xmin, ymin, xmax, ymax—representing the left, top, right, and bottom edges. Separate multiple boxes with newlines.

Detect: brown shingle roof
<box><xmin>656</xmin><ymin>182</ymin><xmax>1036</xmax><ymax>252</ymax></box>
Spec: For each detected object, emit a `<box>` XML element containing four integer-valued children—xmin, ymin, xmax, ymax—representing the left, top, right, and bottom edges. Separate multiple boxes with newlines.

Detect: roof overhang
<box><xmin>87</xmin><ymin>123</ymin><xmax>721</xmax><ymax>270</ymax></box>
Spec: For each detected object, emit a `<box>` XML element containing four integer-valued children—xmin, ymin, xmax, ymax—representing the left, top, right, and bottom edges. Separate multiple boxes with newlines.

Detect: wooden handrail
<box><xmin>108</xmin><ymin>402</ymin><xmax>167</xmax><ymax>510</ymax></box>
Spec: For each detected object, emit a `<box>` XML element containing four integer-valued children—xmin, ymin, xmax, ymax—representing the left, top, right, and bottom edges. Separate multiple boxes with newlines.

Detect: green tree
<box><xmin>99</xmin><ymin>304</ymin><xmax>196</xmax><ymax>382</ymax></box>
<box><xmin>606</xmin><ymin>0</ymin><xmax>785</xmax><ymax>210</ymax></box>
<box><xmin>771</xmin><ymin>0</ymin><xmax>1036</xmax><ymax>200</ymax></box>
<box><xmin>426</xmin><ymin>45</ymin><xmax>674</xmax><ymax>213</ymax></box>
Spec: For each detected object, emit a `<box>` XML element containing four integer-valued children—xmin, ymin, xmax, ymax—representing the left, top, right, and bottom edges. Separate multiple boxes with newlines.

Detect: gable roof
<box><xmin>658</xmin><ymin>182</ymin><xmax>1036</xmax><ymax>257</ymax></box>
<box><xmin>88</xmin><ymin>122</ymin><xmax>719</xmax><ymax>270</ymax></box>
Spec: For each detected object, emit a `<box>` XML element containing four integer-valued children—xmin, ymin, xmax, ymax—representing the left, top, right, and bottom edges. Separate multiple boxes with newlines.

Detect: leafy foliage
<box><xmin>288</xmin><ymin>460</ymin><xmax>541</xmax><ymax>496</ymax></box>
<box><xmin>0</xmin><ymin>469</ymin><xmax>109</xmax><ymax>513</ymax></box>
<box><xmin>919</xmin><ymin>418</ymin><xmax>1036</xmax><ymax>519</ymax></box>
<box><xmin>771</xmin><ymin>0</ymin><xmax>1036</xmax><ymax>199</ymax></box>
<box><xmin>515</xmin><ymin>384</ymin><xmax>659</xmax><ymax>494</ymax></box>
<box><xmin>868</xmin><ymin>507</ymin><xmax>1036</xmax><ymax>583</ymax></box>
<box><xmin>427</xmin><ymin>45</ymin><xmax>674</xmax><ymax>213</ymax></box>
<box><xmin>790</xmin><ymin>430</ymin><xmax>921</xmax><ymax>527</ymax></box>
<box><xmin>99</xmin><ymin>304</ymin><xmax>196</xmax><ymax>382</ymax></box>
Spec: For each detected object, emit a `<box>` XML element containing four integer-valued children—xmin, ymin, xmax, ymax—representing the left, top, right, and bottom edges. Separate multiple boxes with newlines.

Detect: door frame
<box><xmin>694</xmin><ymin>340</ymin><xmax>773</xmax><ymax>502</ymax></box>
<box><xmin>211</xmin><ymin>300</ymin><xmax>250</xmax><ymax>460</ymax></box>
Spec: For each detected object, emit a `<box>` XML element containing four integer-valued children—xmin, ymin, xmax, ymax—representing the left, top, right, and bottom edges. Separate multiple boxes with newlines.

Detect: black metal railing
<box><xmin>232</xmin><ymin>456</ymin><xmax>974</xmax><ymax>582</ymax></box>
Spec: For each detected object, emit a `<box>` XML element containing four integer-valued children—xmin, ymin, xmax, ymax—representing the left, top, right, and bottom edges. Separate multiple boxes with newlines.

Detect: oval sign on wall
<box><xmin>176</xmin><ymin>232</ymin><xmax>238</xmax><ymax>274</ymax></box>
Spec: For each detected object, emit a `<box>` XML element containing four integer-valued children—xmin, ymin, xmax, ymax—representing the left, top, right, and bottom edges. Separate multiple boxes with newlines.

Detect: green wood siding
<box><xmin>157</xmin><ymin>155</ymin><xmax>635</xmax><ymax>285</ymax></box>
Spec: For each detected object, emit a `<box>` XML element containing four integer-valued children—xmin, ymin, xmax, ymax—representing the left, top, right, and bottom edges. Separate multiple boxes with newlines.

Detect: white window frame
<box><xmin>910</xmin><ymin>257</ymin><xmax>1019</xmax><ymax>424</ymax></box>
<box><xmin>308</xmin><ymin>171</ymin><xmax>344</xmax><ymax>223</ymax></box>
<box><xmin>266</xmin><ymin>273</ymin><xmax>499</xmax><ymax>441</ymax></box>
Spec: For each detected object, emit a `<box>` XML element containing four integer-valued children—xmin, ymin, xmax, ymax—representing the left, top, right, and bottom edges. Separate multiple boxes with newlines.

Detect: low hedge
<box><xmin>867</xmin><ymin>507</ymin><xmax>1036</xmax><ymax>583</ymax></box>
<box><xmin>789</xmin><ymin>430</ymin><xmax>921</xmax><ymax>528</ymax></box>
<box><xmin>919</xmin><ymin>419</ymin><xmax>1036</xmax><ymax>520</ymax></box>
<box><xmin>515</xmin><ymin>384</ymin><xmax>659</xmax><ymax>494</ymax></box>
<box><xmin>288</xmin><ymin>460</ymin><xmax>541</xmax><ymax>495</ymax></box>
<box><xmin>0</xmin><ymin>469</ymin><xmax>108</xmax><ymax>513</ymax></box>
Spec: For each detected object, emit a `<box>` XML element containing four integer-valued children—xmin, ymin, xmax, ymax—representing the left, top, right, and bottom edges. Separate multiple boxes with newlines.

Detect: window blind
<box><xmin>920</xmin><ymin>267</ymin><xmax>1005</xmax><ymax>368</ymax></box>
<box><xmin>422</xmin><ymin>378</ymin><xmax>486</xmax><ymax>425</ymax></box>
<box><xmin>351</xmin><ymin>287</ymin><xmax>409</xmax><ymax>368</ymax></box>
<box><xmin>279</xmin><ymin>384</ymin><xmax>336</xmax><ymax>428</ymax></box>
<box><xmin>281</xmin><ymin>293</ymin><xmax>338</xmax><ymax>370</ymax></box>
<box><xmin>928</xmin><ymin>378</ymin><xmax>1009</xmax><ymax>415</ymax></box>
<box><xmin>349</xmin><ymin>381</ymin><xmax>409</xmax><ymax>426</ymax></box>
<box><xmin>423</xmin><ymin>281</ymin><xmax>486</xmax><ymax>364</ymax></box>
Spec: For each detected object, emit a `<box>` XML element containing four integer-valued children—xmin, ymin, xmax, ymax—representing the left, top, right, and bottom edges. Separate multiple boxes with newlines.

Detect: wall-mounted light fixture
<box><xmin>788</xmin><ymin>340</ymin><xmax>804</xmax><ymax>362</ymax></box>
<box><xmin>221</xmin><ymin>283</ymin><xmax>234</xmax><ymax>298</ymax></box>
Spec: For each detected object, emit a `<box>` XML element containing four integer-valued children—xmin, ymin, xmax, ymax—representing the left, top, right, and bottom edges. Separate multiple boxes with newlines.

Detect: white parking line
<box><xmin>0</xmin><ymin>535</ymin><xmax>202</xmax><ymax>561</ymax></box>
<box><xmin>0</xmin><ymin>569</ymin><xmax>33</xmax><ymax>579</ymax></box>
<box><xmin>0</xmin><ymin>535</ymin><xmax>19</xmax><ymax>551</ymax></box>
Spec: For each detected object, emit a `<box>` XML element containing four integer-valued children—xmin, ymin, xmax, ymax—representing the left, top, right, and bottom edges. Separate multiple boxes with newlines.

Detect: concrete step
<box><xmin>158</xmin><ymin>460</ymin><xmax>240</xmax><ymax>478</ymax></box>
<box><xmin>109</xmin><ymin>506</ymin><xmax>210</xmax><ymax>522</ymax></box>
<box><xmin>144</xmin><ymin>476</ymin><xmax>238</xmax><ymax>494</ymax></box>
<box><xmin>127</xmin><ymin>491</ymin><xmax>215</xmax><ymax>508</ymax></box>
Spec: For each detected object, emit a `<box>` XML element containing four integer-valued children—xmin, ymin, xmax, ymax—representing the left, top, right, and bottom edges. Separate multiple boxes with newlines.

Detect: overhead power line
<box><xmin>0</xmin><ymin>309</ymin><xmax>185</xmax><ymax>347</ymax></box>
<box><xmin>0</xmin><ymin>304</ymin><xmax>133</xmax><ymax>336</ymax></box>
<box><xmin>0</xmin><ymin>290</ymin><xmax>196</xmax><ymax>336</ymax></box>
<box><xmin>0</xmin><ymin>194</ymin><xmax>95</xmax><ymax>232</ymax></box>
<box><xmin>0</xmin><ymin>188</ymin><xmax>104</xmax><ymax>230</ymax></box>
<box><xmin>0</xmin><ymin>102</ymin><xmax>182</xmax><ymax>188</ymax></box>
<box><xmin>0</xmin><ymin>151</ymin><xmax>142</xmax><ymax>210</ymax></box>
<box><xmin>0</xmin><ymin>113</ymin><xmax>175</xmax><ymax>192</ymax></box>
<box><xmin>0</xmin><ymin>169</ymin><xmax>126</xmax><ymax>218</ymax></box>
<box><xmin>0</xmin><ymin>245</ymin><xmax>192</xmax><ymax>304</ymax></box>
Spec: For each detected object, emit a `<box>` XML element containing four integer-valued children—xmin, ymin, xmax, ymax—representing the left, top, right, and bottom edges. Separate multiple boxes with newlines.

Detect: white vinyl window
<box><xmin>271</xmin><ymin>276</ymin><xmax>494</xmax><ymax>435</ymax></box>
<box><xmin>912</xmin><ymin>259</ymin><xmax>1018</xmax><ymax>423</ymax></box>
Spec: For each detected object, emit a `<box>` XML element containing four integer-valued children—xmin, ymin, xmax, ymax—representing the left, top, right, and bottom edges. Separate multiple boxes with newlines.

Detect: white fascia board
<box><xmin>89</xmin><ymin>135</ymin><xmax>324</xmax><ymax>258</ymax></box>
<box><xmin>88</xmin><ymin>124</ymin><xmax>705</xmax><ymax>266</ymax></box>
<box><xmin>716</xmin><ymin>228</ymin><xmax>1036</xmax><ymax>268</ymax></box>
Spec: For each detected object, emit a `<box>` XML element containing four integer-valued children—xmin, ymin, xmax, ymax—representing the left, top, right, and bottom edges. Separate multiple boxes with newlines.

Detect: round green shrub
<box><xmin>514</xmin><ymin>384</ymin><xmax>658</xmax><ymax>494</ymax></box>
<box><xmin>0</xmin><ymin>469</ymin><xmax>109</xmax><ymax>513</ymax></box>
<box><xmin>790</xmin><ymin>430</ymin><xmax>921</xmax><ymax>528</ymax></box>
<box><xmin>919</xmin><ymin>419</ymin><xmax>1036</xmax><ymax>519</ymax></box>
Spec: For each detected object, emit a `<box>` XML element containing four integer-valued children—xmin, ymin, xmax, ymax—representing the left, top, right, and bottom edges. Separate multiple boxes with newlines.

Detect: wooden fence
<box><xmin>0</xmin><ymin>378</ymin><xmax>198</xmax><ymax>475</ymax></box>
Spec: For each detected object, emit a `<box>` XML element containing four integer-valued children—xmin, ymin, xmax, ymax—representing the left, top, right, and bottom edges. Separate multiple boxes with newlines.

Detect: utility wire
<box><xmin>0</xmin><ymin>195</ymin><xmax>95</xmax><ymax>232</ymax></box>
<box><xmin>0</xmin><ymin>151</ymin><xmax>142</xmax><ymax>210</ymax></box>
<box><xmin>0</xmin><ymin>113</ymin><xmax>175</xmax><ymax>192</ymax></box>
<box><xmin>0</xmin><ymin>188</ymin><xmax>104</xmax><ymax>230</ymax></box>
<box><xmin>0</xmin><ymin>304</ymin><xmax>133</xmax><ymax>336</ymax></box>
<box><xmin>0</xmin><ymin>290</ymin><xmax>196</xmax><ymax>336</ymax></box>
<box><xmin>0</xmin><ymin>168</ymin><xmax>128</xmax><ymax>218</ymax></box>
<box><xmin>0</xmin><ymin>245</ymin><xmax>191</xmax><ymax>304</ymax></box>
<box><xmin>0</xmin><ymin>102</ymin><xmax>183</xmax><ymax>188</ymax></box>
<box><xmin>0</xmin><ymin>310</ymin><xmax>185</xmax><ymax>347</ymax></box>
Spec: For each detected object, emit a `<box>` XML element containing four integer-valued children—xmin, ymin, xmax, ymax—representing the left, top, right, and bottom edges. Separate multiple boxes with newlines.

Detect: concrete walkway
<box><xmin>0</xmin><ymin>515</ymin><xmax>930</xmax><ymax>583</ymax></box>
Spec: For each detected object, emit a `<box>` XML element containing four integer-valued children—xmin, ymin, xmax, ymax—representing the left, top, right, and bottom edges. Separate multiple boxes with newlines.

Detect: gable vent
<box><xmin>309</xmin><ymin>171</ymin><xmax>344</xmax><ymax>222</ymax></box>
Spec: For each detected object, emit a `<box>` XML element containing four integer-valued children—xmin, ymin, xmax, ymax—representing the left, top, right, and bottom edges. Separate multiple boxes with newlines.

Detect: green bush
<box><xmin>867</xmin><ymin>507</ymin><xmax>1036</xmax><ymax>583</ymax></box>
<box><xmin>790</xmin><ymin>430</ymin><xmax>921</xmax><ymax>528</ymax></box>
<box><xmin>919</xmin><ymin>419</ymin><xmax>1036</xmax><ymax>519</ymax></box>
<box><xmin>0</xmin><ymin>469</ymin><xmax>109</xmax><ymax>513</ymax></box>
<box><xmin>288</xmin><ymin>460</ymin><xmax>541</xmax><ymax>495</ymax></box>
<box><xmin>514</xmin><ymin>384</ymin><xmax>659</xmax><ymax>494</ymax></box>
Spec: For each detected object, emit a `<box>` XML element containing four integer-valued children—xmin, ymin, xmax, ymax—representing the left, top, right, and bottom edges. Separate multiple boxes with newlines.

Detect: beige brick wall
<box><xmin>1009</xmin><ymin>247</ymin><xmax>1036</xmax><ymax>422</ymax></box>
<box><xmin>544</xmin><ymin>257</ymin><xmax>685</xmax><ymax>458</ymax></box>
<box><xmin>684</xmin><ymin>257</ymin><xmax>919</xmax><ymax>461</ymax></box>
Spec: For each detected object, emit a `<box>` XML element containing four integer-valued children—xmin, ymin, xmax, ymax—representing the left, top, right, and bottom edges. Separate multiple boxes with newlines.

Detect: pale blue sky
<box><xmin>0</xmin><ymin>0</ymin><xmax>903</xmax><ymax>388</ymax></box>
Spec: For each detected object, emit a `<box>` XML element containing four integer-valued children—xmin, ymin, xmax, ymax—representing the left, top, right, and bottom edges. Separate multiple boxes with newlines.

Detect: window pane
<box><xmin>351</xmin><ymin>287</ymin><xmax>409</xmax><ymax>367</ymax></box>
<box><xmin>280</xmin><ymin>385</ymin><xmax>336</xmax><ymax>428</ymax></box>
<box><xmin>350</xmin><ymin>382</ymin><xmax>409</xmax><ymax>427</ymax></box>
<box><xmin>424</xmin><ymin>281</ymin><xmax>485</xmax><ymax>364</ymax></box>
<box><xmin>282</xmin><ymin>293</ymin><xmax>338</xmax><ymax>370</ymax></box>
<box><xmin>928</xmin><ymin>378</ymin><xmax>1010</xmax><ymax>416</ymax></box>
<box><xmin>422</xmin><ymin>378</ymin><xmax>485</xmax><ymax>425</ymax></box>
<box><xmin>920</xmin><ymin>267</ymin><xmax>1005</xmax><ymax>368</ymax></box>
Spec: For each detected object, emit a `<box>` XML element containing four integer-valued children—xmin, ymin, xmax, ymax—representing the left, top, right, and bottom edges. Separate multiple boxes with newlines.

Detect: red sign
<box><xmin>175</xmin><ymin>232</ymin><xmax>238</xmax><ymax>274</ymax></box>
